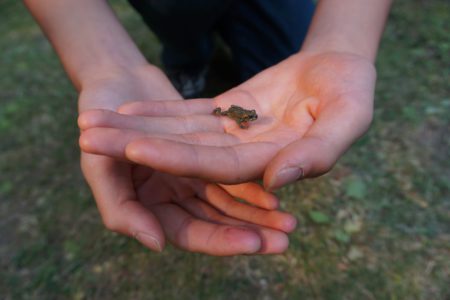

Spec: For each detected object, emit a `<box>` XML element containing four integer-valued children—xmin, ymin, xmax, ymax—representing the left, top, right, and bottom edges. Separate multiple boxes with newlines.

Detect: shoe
<box><xmin>166</xmin><ymin>67</ymin><xmax>208</xmax><ymax>99</ymax></box>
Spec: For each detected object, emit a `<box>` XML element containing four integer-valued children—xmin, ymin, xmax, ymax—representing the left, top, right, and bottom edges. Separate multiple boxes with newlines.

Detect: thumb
<box><xmin>264</xmin><ymin>97</ymin><xmax>373</xmax><ymax>191</ymax></box>
<box><xmin>263</xmin><ymin>136</ymin><xmax>343</xmax><ymax>191</ymax></box>
<box><xmin>81</xmin><ymin>153</ymin><xmax>165</xmax><ymax>252</ymax></box>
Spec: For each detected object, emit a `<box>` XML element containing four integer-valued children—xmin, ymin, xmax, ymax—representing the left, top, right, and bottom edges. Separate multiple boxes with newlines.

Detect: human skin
<box><xmin>24</xmin><ymin>0</ymin><xmax>297</xmax><ymax>255</ymax></box>
<box><xmin>79</xmin><ymin>0</ymin><xmax>392</xmax><ymax>190</ymax></box>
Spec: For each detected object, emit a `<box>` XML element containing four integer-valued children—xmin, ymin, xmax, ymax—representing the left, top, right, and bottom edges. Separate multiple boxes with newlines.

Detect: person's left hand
<box><xmin>79</xmin><ymin>51</ymin><xmax>376</xmax><ymax>190</ymax></box>
<box><xmin>114</xmin><ymin>166</ymin><xmax>296</xmax><ymax>255</ymax></box>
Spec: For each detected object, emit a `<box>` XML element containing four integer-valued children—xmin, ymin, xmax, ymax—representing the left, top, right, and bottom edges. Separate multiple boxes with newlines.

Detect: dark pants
<box><xmin>128</xmin><ymin>0</ymin><xmax>314</xmax><ymax>81</ymax></box>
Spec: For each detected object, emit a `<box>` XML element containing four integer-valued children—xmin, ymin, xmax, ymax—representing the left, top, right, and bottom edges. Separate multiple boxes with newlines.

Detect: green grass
<box><xmin>1</xmin><ymin>0</ymin><xmax>449</xmax><ymax>299</ymax></box>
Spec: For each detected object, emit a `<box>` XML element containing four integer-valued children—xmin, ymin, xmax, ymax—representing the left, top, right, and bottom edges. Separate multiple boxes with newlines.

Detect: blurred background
<box><xmin>0</xmin><ymin>0</ymin><xmax>449</xmax><ymax>299</ymax></box>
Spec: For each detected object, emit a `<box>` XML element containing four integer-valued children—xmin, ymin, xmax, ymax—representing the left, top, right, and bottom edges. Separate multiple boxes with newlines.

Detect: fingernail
<box><xmin>135</xmin><ymin>232</ymin><xmax>162</xmax><ymax>252</ymax></box>
<box><xmin>283</xmin><ymin>215</ymin><xmax>298</xmax><ymax>233</ymax></box>
<box><xmin>268</xmin><ymin>167</ymin><xmax>304</xmax><ymax>191</ymax></box>
<box><xmin>226</xmin><ymin>227</ymin><xmax>261</xmax><ymax>254</ymax></box>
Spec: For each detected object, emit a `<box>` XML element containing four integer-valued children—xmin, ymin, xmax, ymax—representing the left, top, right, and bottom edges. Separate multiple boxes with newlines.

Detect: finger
<box><xmin>79</xmin><ymin>128</ymin><xmax>240</xmax><ymax>160</ymax></box>
<box><xmin>175</xmin><ymin>197</ymin><xmax>290</xmax><ymax>254</ymax></box>
<box><xmin>264</xmin><ymin>97</ymin><xmax>373</xmax><ymax>190</ymax></box>
<box><xmin>125</xmin><ymin>138</ymin><xmax>280</xmax><ymax>184</ymax></box>
<box><xmin>118</xmin><ymin>99</ymin><xmax>216</xmax><ymax>116</ymax></box>
<box><xmin>78</xmin><ymin>109</ymin><xmax>224</xmax><ymax>133</ymax></box>
<box><xmin>219</xmin><ymin>182</ymin><xmax>279</xmax><ymax>210</ymax></box>
<box><xmin>80</xmin><ymin>153</ymin><xmax>165</xmax><ymax>252</ymax></box>
<box><xmin>151</xmin><ymin>203</ymin><xmax>262</xmax><ymax>256</ymax></box>
<box><xmin>196</xmin><ymin>184</ymin><xmax>297</xmax><ymax>233</ymax></box>
<box><xmin>80</xmin><ymin>128</ymin><xmax>147</xmax><ymax>159</ymax></box>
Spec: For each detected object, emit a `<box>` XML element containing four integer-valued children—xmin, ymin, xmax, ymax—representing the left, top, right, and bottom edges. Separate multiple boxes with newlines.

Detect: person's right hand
<box><xmin>78</xmin><ymin>65</ymin><xmax>296</xmax><ymax>255</ymax></box>
<box><xmin>79</xmin><ymin>52</ymin><xmax>376</xmax><ymax>191</ymax></box>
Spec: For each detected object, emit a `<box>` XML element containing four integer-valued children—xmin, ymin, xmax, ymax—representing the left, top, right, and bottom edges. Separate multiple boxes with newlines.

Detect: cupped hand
<box><xmin>78</xmin><ymin>65</ymin><xmax>295</xmax><ymax>255</ymax></box>
<box><xmin>80</xmin><ymin>51</ymin><xmax>376</xmax><ymax>190</ymax></box>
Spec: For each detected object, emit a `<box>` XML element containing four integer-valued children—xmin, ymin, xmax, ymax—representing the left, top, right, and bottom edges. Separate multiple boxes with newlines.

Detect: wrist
<box><xmin>301</xmin><ymin>35</ymin><xmax>375</xmax><ymax>62</ymax></box>
<box><xmin>300</xmin><ymin>0</ymin><xmax>392</xmax><ymax>63</ymax></box>
<box><xmin>78</xmin><ymin>63</ymin><xmax>180</xmax><ymax>112</ymax></box>
<box><xmin>78</xmin><ymin>63</ymin><xmax>163</xmax><ymax>90</ymax></box>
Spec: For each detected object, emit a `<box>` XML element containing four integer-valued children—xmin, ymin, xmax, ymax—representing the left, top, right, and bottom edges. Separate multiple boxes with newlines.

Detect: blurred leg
<box><xmin>217</xmin><ymin>0</ymin><xmax>315</xmax><ymax>80</ymax></box>
<box><xmin>128</xmin><ymin>0</ymin><xmax>232</xmax><ymax>73</ymax></box>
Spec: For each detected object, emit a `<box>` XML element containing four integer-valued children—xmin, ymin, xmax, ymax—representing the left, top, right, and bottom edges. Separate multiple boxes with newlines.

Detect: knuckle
<box><xmin>101</xmin><ymin>214</ymin><xmax>122</xmax><ymax>232</ymax></box>
<box><xmin>315</xmin><ymin>160</ymin><xmax>334</xmax><ymax>176</ymax></box>
<box><xmin>360</xmin><ymin>108</ymin><xmax>374</xmax><ymax>132</ymax></box>
<box><xmin>309</xmin><ymin>138</ymin><xmax>338</xmax><ymax>176</ymax></box>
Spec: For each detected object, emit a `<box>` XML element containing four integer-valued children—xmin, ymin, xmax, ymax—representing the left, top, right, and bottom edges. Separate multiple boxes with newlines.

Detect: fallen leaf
<box><xmin>345</xmin><ymin>177</ymin><xmax>367</xmax><ymax>199</ymax></box>
<box><xmin>308</xmin><ymin>211</ymin><xmax>330</xmax><ymax>224</ymax></box>
<box><xmin>347</xmin><ymin>246</ymin><xmax>364</xmax><ymax>261</ymax></box>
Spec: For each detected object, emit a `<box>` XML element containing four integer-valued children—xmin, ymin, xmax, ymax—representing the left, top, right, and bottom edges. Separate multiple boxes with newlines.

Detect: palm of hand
<box><xmin>215</xmin><ymin>52</ymin><xmax>375</xmax><ymax>143</ymax></box>
<box><xmin>80</xmin><ymin>52</ymin><xmax>376</xmax><ymax>189</ymax></box>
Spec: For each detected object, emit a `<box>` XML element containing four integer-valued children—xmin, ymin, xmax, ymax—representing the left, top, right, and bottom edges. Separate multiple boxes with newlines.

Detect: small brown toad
<box><xmin>213</xmin><ymin>105</ymin><xmax>258</xmax><ymax>129</ymax></box>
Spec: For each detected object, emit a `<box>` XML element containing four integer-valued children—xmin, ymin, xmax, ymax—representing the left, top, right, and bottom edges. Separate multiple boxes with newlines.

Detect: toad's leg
<box><xmin>212</xmin><ymin>107</ymin><xmax>222</xmax><ymax>115</ymax></box>
<box><xmin>238</xmin><ymin>120</ymin><xmax>249</xmax><ymax>129</ymax></box>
